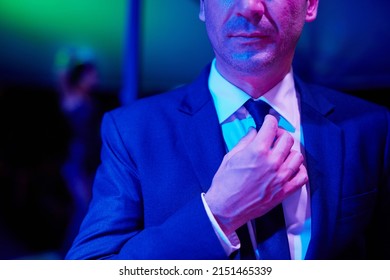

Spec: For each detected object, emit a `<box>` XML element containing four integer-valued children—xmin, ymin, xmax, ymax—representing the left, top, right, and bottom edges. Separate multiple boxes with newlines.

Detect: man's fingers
<box><xmin>271</xmin><ymin>150</ymin><xmax>304</xmax><ymax>185</ymax></box>
<box><xmin>270</xmin><ymin>129</ymin><xmax>294</xmax><ymax>163</ymax></box>
<box><xmin>229</xmin><ymin>126</ymin><xmax>257</xmax><ymax>154</ymax></box>
<box><xmin>283</xmin><ymin>164</ymin><xmax>308</xmax><ymax>195</ymax></box>
<box><xmin>281</xmin><ymin>150</ymin><xmax>304</xmax><ymax>178</ymax></box>
<box><xmin>253</xmin><ymin>114</ymin><xmax>279</xmax><ymax>149</ymax></box>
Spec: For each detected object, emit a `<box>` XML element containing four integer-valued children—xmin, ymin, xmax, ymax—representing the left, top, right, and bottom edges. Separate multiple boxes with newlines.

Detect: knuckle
<box><xmin>275</xmin><ymin>172</ymin><xmax>288</xmax><ymax>184</ymax></box>
<box><xmin>254</xmin><ymin>142</ymin><xmax>269</xmax><ymax>154</ymax></box>
<box><xmin>268</xmin><ymin>156</ymin><xmax>283</xmax><ymax>170</ymax></box>
<box><xmin>285</xmin><ymin>133</ymin><xmax>294</xmax><ymax>145</ymax></box>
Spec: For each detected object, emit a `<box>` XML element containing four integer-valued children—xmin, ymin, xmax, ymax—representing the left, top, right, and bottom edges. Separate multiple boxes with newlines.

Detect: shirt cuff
<box><xmin>201</xmin><ymin>193</ymin><xmax>240</xmax><ymax>256</ymax></box>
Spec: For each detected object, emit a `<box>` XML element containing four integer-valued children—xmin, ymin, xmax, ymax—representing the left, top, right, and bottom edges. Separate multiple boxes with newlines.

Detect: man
<box><xmin>66</xmin><ymin>0</ymin><xmax>390</xmax><ymax>260</ymax></box>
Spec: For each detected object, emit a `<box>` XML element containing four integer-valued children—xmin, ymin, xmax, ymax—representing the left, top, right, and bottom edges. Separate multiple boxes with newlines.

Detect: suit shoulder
<box><xmin>304</xmin><ymin>82</ymin><xmax>389</xmax><ymax>115</ymax></box>
<box><xmin>101</xmin><ymin>85</ymin><xmax>191</xmax><ymax>132</ymax></box>
<box><xmin>111</xmin><ymin>86</ymin><xmax>187</xmax><ymax>116</ymax></box>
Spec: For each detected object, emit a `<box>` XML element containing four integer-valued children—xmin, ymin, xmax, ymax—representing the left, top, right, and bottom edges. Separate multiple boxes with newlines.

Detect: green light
<box><xmin>0</xmin><ymin>0</ymin><xmax>126</xmax><ymax>88</ymax></box>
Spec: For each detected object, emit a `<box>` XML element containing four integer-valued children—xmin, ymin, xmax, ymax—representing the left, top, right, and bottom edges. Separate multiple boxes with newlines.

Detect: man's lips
<box><xmin>228</xmin><ymin>32</ymin><xmax>272</xmax><ymax>44</ymax></box>
<box><xmin>229</xmin><ymin>32</ymin><xmax>271</xmax><ymax>39</ymax></box>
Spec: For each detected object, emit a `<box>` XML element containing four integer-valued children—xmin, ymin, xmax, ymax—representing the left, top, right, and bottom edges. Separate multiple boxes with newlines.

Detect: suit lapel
<box><xmin>296</xmin><ymin>78</ymin><xmax>344</xmax><ymax>259</ymax></box>
<box><xmin>177</xmin><ymin>66</ymin><xmax>226</xmax><ymax>193</ymax></box>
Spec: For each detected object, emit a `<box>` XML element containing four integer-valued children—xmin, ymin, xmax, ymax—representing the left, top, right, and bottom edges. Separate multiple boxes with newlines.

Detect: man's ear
<box><xmin>306</xmin><ymin>0</ymin><xmax>319</xmax><ymax>22</ymax></box>
<box><xmin>199</xmin><ymin>0</ymin><xmax>205</xmax><ymax>22</ymax></box>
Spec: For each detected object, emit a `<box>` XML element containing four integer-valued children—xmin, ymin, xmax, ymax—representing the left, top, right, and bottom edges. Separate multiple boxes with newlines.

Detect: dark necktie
<box><xmin>244</xmin><ymin>98</ymin><xmax>271</xmax><ymax>131</ymax></box>
<box><xmin>237</xmin><ymin>98</ymin><xmax>290</xmax><ymax>260</ymax></box>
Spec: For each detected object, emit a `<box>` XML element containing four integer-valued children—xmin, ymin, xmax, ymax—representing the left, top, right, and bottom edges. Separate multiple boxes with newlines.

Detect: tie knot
<box><xmin>244</xmin><ymin>99</ymin><xmax>271</xmax><ymax>131</ymax></box>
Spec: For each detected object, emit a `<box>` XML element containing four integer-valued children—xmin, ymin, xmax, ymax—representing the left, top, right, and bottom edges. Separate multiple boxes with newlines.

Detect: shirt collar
<box><xmin>208</xmin><ymin>58</ymin><xmax>298</xmax><ymax>129</ymax></box>
<box><xmin>209</xmin><ymin>59</ymin><xmax>250</xmax><ymax>124</ymax></box>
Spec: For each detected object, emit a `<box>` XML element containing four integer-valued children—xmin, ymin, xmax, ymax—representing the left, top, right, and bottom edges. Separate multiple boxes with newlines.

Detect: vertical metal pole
<box><xmin>120</xmin><ymin>0</ymin><xmax>141</xmax><ymax>105</ymax></box>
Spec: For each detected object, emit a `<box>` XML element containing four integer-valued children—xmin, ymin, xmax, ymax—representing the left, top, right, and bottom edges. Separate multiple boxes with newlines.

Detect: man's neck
<box><xmin>214</xmin><ymin>60</ymin><xmax>291</xmax><ymax>99</ymax></box>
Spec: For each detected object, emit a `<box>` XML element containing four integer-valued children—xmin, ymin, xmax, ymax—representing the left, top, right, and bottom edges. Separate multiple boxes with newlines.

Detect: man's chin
<box><xmin>229</xmin><ymin>53</ymin><xmax>276</xmax><ymax>74</ymax></box>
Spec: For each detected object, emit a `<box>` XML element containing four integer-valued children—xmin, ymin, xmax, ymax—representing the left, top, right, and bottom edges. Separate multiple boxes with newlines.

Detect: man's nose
<box><xmin>236</xmin><ymin>0</ymin><xmax>265</xmax><ymax>25</ymax></box>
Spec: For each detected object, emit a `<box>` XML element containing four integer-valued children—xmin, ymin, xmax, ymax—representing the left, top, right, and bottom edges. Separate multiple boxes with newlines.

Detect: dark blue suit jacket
<box><xmin>66</xmin><ymin>65</ymin><xmax>390</xmax><ymax>260</ymax></box>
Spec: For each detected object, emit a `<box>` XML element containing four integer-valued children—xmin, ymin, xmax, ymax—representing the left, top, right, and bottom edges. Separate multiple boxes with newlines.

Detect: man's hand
<box><xmin>205</xmin><ymin>115</ymin><xmax>308</xmax><ymax>236</ymax></box>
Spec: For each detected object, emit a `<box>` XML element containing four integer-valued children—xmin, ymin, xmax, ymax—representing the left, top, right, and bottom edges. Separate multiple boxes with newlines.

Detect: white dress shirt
<box><xmin>204</xmin><ymin>59</ymin><xmax>311</xmax><ymax>260</ymax></box>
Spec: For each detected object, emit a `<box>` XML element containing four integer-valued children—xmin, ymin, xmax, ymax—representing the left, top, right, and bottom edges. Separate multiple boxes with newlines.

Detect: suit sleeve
<box><xmin>65</xmin><ymin>112</ymin><xmax>228</xmax><ymax>260</ymax></box>
<box><xmin>384</xmin><ymin>110</ymin><xmax>390</xmax><ymax>256</ymax></box>
<box><xmin>366</xmin><ymin>108</ymin><xmax>390</xmax><ymax>259</ymax></box>
<box><xmin>374</xmin><ymin>109</ymin><xmax>390</xmax><ymax>258</ymax></box>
